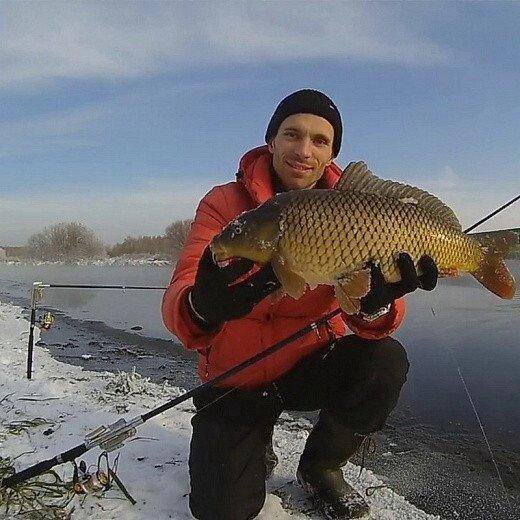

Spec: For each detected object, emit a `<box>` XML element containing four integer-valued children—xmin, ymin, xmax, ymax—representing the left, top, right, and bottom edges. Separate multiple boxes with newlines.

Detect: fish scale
<box><xmin>211</xmin><ymin>161</ymin><xmax>516</xmax><ymax>313</ymax></box>
<box><xmin>277</xmin><ymin>189</ymin><xmax>477</xmax><ymax>285</ymax></box>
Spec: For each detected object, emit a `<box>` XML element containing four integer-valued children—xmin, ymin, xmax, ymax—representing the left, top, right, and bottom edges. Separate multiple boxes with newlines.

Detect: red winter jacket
<box><xmin>162</xmin><ymin>146</ymin><xmax>405</xmax><ymax>388</ymax></box>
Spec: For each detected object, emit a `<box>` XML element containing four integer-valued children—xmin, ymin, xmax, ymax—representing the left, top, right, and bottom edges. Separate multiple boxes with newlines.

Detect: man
<box><xmin>162</xmin><ymin>89</ymin><xmax>438</xmax><ymax>519</ymax></box>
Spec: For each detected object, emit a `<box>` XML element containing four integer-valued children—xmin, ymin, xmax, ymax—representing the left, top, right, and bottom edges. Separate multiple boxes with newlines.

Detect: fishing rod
<box><xmin>26</xmin><ymin>192</ymin><xmax>520</xmax><ymax>379</ymax></box>
<box><xmin>26</xmin><ymin>283</ymin><xmax>168</xmax><ymax>379</ymax></box>
<box><xmin>465</xmin><ymin>194</ymin><xmax>520</xmax><ymax>233</ymax></box>
<box><xmin>40</xmin><ymin>284</ymin><xmax>167</xmax><ymax>290</ymax></box>
<box><xmin>6</xmin><ymin>195</ymin><xmax>518</xmax><ymax>490</ymax></box>
<box><xmin>2</xmin><ymin>307</ymin><xmax>340</xmax><ymax>489</ymax></box>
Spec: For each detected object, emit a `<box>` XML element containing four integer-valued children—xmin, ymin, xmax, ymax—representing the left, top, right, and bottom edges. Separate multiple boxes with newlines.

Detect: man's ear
<box><xmin>267</xmin><ymin>139</ymin><xmax>275</xmax><ymax>154</ymax></box>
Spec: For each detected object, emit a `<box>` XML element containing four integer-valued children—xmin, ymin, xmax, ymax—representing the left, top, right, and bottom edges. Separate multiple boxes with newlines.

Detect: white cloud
<box><xmin>0</xmin><ymin>178</ymin><xmax>212</xmax><ymax>246</ymax></box>
<box><xmin>1</xmin><ymin>168</ymin><xmax>517</xmax><ymax>247</ymax></box>
<box><xmin>429</xmin><ymin>166</ymin><xmax>461</xmax><ymax>191</ymax></box>
<box><xmin>0</xmin><ymin>104</ymin><xmax>110</xmax><ymax>158</ymax></box>
<box><xmin>0</xmin><ymin>77</ymin><xmax>241</xmax><ymax>158</ymax></box>
<box><xmin>1</xmin><ymin>2</ymin><xmax>451</xmax><ymax>89</ymax></box>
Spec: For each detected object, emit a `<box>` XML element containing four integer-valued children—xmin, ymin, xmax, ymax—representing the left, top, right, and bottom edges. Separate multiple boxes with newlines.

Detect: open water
<box><xmin>0</xmin><ymin>261</ymin><xmax>519</xmax><ymax>440</ymax></box>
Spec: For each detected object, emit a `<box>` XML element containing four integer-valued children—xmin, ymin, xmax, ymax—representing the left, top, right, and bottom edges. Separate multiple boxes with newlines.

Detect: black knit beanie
<box><xmin>265</xmin><ymin>89</ymin><xmax>342</xmax><ymax>157</ymax></box>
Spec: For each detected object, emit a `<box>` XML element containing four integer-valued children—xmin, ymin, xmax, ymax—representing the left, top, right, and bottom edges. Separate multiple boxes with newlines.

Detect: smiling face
<box><xmin>268</xmin><ymin>113</ymin><xmax>334</xmax><ymax>191</ymax></box>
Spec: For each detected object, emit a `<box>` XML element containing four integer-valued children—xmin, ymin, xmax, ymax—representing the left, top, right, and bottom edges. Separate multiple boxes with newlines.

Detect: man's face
<box><xmin>268</xmin><ymin>113</ymin><xmax>334</xmax><ymax>191</ymax></box>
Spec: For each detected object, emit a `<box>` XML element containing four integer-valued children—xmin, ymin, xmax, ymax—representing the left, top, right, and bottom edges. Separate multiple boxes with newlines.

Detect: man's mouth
<box><xmin>285</xmin><ymin>159</ymin><xmax>314</xmax><ymax>173</ymax></box>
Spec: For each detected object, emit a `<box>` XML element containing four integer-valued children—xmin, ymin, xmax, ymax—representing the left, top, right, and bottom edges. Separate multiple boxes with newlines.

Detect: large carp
<box><xmin>210</xmin><ymin>162</ymin><xmax>516</xmax><ymax>314</ymax></box>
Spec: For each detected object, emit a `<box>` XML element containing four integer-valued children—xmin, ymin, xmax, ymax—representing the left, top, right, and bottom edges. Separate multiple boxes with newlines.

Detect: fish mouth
<box><xmin>209</xmin><ymin>241</ymin><xmax>233</xmax><ymax>266</ymax></box>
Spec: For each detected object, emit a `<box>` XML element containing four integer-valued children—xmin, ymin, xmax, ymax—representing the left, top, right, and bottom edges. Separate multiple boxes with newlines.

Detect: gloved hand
<box><xmin>360</xmin><ymin>253</ymin><xmax>438</xmax><ymax>316</ymax></box>
<box><xmin>188</xmin><ymin>246</ymin><xmax>281</xmax><ymax>331</ymax></box>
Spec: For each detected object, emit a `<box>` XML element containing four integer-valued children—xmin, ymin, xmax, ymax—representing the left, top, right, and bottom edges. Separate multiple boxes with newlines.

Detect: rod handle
<box><xmin>2</xmin><ymin>444</ymin><xmax>87</xmax><ymax>488</ymax></box>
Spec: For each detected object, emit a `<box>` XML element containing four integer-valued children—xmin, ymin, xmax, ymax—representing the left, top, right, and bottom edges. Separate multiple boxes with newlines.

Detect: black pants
<box><xmin>189</xmin><ymin>336</ymin><xmax>409</xmax><ymax>520</ymax></box>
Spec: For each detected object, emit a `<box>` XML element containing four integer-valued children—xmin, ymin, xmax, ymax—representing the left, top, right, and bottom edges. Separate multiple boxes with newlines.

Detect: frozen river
<box><xmin>0</xmin><ymin>260</ymin><xmax>519</xmax><ymax>437</ymax></box>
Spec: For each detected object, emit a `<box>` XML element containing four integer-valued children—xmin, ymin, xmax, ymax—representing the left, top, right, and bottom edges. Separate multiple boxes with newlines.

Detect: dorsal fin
<box><xmin>335</xmin><ymin>161</ymin><xmax>462</xmax><ymax>231</ymax></box>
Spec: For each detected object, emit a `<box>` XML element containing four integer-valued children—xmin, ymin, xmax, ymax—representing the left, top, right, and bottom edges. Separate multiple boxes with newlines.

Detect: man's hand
<box><xmin>360</xmin><ymin>253</ymin><xmax>438</xmax><ymax>316</ymax></box>
<box><xmin>188</xmin><ymin>246</ymin><xmax>281</xmax><ymax>331</ymax></box>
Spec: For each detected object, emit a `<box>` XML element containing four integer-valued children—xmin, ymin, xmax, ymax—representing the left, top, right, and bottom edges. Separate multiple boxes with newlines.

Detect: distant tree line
<box><xmin>2</xmin><ymin>219</ymin><xmax>192</xmax><ymax>262</ymax></box>
<box><xmin>2</xmin><ymin>222</ymin><xmax>518</xmax><ymax>262</ymax></box>
<box><xmin>106</xmin><ymin>219</ymin><xmax>191</xmax><ymax>259</ymax></box>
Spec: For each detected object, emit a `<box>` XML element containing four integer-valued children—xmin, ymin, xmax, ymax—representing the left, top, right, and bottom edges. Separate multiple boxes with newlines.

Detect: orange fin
<box><xmin>334</xmin><ymin>285</ymin><xmax>360</xmax><ymax>314</ymax></box>
<box><xmin>472</xmin><ymin>231</ymin><xmax>517</xmax><ymax>299</ymax></box>
<box><xmin>334</xmin><ymin>269</ymin><xmax>372</xmax><ymax>314</ymax></box>
<box><xmin>271</xmin><ymin>255</ymin><xmax>307</xmax><ymax>300</ymax></box>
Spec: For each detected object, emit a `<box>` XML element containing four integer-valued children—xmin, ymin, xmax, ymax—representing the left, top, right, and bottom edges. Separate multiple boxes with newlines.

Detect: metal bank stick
<box><xmin>26</xmin><ymin>282</ymin><xmax>167</xmax><ymax>379</ymax></box>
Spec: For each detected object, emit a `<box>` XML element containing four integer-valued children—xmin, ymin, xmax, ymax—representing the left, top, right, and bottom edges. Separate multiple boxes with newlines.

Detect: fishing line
<box><xmin>192</xmin><ymin>385</ymin><xmax>240</xmax><ymax>415</ymax></box>
<box><xmin>433</xmin><ymin>324</ymin><xmax>514</xmax><ymax>513</ymax></box>
<box><xmin>427</xmin><ymin>219</ymin><xmax>518</xmax><ymax>512</ymax></box>
<box><xmin>455</xmin><ymin>355</ymin><xmax>512</xmax><ymax>511</ymax></box>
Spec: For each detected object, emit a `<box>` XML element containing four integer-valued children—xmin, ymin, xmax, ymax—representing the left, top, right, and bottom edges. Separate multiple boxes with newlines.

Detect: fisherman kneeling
<box><xmin>162</xmin><ymin>89</ymin><xmax>438</xmax><ymax>520</ymax></box>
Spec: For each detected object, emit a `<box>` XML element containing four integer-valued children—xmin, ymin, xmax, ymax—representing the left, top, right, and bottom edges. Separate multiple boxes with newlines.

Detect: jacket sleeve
<box><xmin>161</xmin><ymin>186</ymin><xmax>231</xmax><ymax>350</ymax></box>
<box><xmin>342</xmin><ymin>297</ymin><xmax>406</xmax><ymax>339</ymax></box>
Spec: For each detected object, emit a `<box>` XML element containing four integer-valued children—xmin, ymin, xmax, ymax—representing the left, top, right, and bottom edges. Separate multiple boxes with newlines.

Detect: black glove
<box><xmin>360</xmin><ymin>253</ymin><xmax>438</xmax><ymax>315</ymax></box>
<box><xmin>188</xmin><ymin>246</ymin><xmax>281</xmax><ymax>331</ymax></box>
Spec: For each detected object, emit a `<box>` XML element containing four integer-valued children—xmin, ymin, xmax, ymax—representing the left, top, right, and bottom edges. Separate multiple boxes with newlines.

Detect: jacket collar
<box><xmin>237</xmin><ymin>145</ymin><xmax>343</xmax><ymax>205</ymax></box>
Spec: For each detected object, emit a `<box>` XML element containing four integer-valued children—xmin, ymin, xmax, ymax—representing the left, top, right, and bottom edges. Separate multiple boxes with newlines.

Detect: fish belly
<box><xmin>277</xmin><ymin>191</ymin><xmax>480</xmax><ymax>285</ymax></box>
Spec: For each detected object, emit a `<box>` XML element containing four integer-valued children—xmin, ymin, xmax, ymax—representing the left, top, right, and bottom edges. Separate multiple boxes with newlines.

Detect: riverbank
<box><xmin>1</xmin><ymin>296</ymin><xmax>519</xmax><ymax>518</ymax></box>
<box><xmin>0</xmin><ymin>255</ymin><xmax>172</xmax><ymax>267</ymax></box>
<box><xmin>0</xmin><ymin>300</ymin><xmax>442</xmax><ymax>519</ymax></box>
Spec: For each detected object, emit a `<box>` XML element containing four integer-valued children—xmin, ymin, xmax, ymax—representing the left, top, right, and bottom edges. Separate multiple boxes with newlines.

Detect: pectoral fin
<box><xmin>334</xmin><ymin>269</ymin><xmax>371</xmax><ymax>314</ymax></box>
<box><xmin>271</xmin><ymin>255</ymin><xmax>307</xmax><ymax>300</ymax></box>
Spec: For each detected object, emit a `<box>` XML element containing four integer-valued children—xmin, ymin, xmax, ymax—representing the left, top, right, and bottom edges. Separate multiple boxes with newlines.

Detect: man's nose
<box><xmin>294</xmin><ymin>137</ymin><xmax>312</xmax><ymax>159</ymax></box>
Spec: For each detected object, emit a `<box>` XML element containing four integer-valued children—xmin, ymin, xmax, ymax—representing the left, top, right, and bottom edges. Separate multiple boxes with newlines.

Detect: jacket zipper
<box><xmin>202</xmin><ymin>346</ymin><xmax>212</xmax><ymax>378</ymax></box>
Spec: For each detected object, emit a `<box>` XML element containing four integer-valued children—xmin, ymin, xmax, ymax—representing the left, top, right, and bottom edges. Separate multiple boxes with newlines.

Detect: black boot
<box><xmin>297</xmin><ymin>465</ymin><xmax>369</xmax><ymax>519</ymax></box>
<box><xmin>297</xmin><ymin>413</ymin><xmax>370</xmax><ymax>519</ymax></box>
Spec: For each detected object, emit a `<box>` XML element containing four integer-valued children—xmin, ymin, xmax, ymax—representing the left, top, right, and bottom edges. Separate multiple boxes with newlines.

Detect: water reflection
<box><xmin>0</xmin><ymin>260</ymin><xmax>519</xmax><ymax>435</ymax></box>
<box><xmin>395</xmin><ymin>261</ymin><xmax>520</xmax><ymax>433</ymax></box>
<box><xmin>45</xmin><ymin>288</ymin><xmax>96</xmax><ymax>309</ymax></box>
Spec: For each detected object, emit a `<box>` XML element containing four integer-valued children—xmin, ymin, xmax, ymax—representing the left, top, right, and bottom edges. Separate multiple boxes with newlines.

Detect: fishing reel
<box><xmin>39</xmin><ymin>311</ymin><xmax>55</xmax><ymax>331</ymax></box>
<box><xmin>72</xmin><ymin>453</ymin><xmax>111</xmax><ymax>495</ymax></box>
<box><xmin>71</xmin><ymin>452</ymin><xmax>136</xmax><ymax>505</ymax></box>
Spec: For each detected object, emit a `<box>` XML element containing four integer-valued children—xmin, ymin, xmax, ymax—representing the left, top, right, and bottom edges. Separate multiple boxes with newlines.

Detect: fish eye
<box><xmin>230</xmin><ymin>220</ymin><xmax>243</xmax><ymax>237</ymax></box>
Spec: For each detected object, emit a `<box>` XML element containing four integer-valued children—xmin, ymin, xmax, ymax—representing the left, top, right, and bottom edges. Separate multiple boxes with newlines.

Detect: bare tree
<box><xmin>165</xmin><ymin>219</ymin><xmax>192</xmax><ymax>260</ymax></box>
<box><xmin>107</xmin><ymin>235</ymin><xmax>169</xmax><ymax>257</ymax></box>
<box><xmin>27</xmin><ymin>222</ymin><xmax>104</xmax><ymax>261</ymax></box>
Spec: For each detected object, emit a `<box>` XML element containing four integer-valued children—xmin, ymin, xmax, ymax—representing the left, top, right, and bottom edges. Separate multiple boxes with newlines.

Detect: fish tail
<box><xmin>471</xmin><ymin>231</ymin><xmax>517</xmax><ymax>299</ymax></box>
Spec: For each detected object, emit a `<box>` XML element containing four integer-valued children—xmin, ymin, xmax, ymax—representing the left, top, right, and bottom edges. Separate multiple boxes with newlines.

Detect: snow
<box><xmin>0</xmin><ymin>254</ymin><xmax>173</xmax><ymax>267</ymax></box>
<box><xmin>0</xmin><ymin>301</ymin><xmax>439</xmax><ymax>519</ymax></box>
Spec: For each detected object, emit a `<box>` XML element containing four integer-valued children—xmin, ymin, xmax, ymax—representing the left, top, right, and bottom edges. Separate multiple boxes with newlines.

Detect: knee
<box><xmin>365</xmin><ymin>337</ymin><xmax>410</xmax><ymax>388</ymax></box>
<box><xmin>335</xmin><ymin>336</ymin><xmax>409</xmax><ymax>387</ymax></box>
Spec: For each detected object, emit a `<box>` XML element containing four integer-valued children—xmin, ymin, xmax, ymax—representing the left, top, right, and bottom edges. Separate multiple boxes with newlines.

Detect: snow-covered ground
<box><xmin>1</xmin><ymin>256</ymin><xmax>171</xmax><ymax>267</ymax></box>
<box><xmin>0</xmin><ymin>301</ymin><xmax>439</xmax><ymax>519</ymax></box>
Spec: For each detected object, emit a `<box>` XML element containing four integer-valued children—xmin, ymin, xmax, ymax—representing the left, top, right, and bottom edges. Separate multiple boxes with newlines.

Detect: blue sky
<box><xmin>1</xmin><ymin>1</ymin><xmax>519</xmax><ymax>245</ymax></box>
